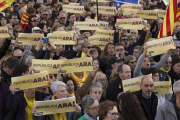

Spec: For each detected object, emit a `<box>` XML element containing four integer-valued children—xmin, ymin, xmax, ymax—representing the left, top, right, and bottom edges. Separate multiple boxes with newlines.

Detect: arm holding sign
<box><xmin>113</xmin><ymin>22</ymin><xmax>119</xmax><ymax>45</ymax></box>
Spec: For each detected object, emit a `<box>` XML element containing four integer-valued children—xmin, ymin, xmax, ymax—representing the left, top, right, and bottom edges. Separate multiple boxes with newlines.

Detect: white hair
<box><xmin>173</xmin><ymin>80</ymin><xmax>180</xmax><ymax>93</ymax></box>
<box><xmin>37</xmin><ymin>0</ymin><xmax>43</xmax><ymax>4</ymax></box>
<box><xmin>50</xmin><ymin>81</ymin><xmax>66</xmax><ymax>94</ymax></box>
<box><xmin>24</xmin><ymin>55</ymin><xmax>34</xmax><ymax>65</ymax></box>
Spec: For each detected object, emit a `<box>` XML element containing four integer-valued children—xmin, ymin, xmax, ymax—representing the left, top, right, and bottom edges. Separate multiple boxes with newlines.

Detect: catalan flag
<box><xmin>0</xmin><ymin>0</ymin><xmax>14</xmax><ymax>12</ymax></box>
<box><xmin>20</xmin><ymin>13</ymin><xmax>30</xmax><ymax>32</ymax></box>
<box><xmin>157</xmin><ymin>0</ymin><xmax>180</xmax><ymax>39</ymax></box>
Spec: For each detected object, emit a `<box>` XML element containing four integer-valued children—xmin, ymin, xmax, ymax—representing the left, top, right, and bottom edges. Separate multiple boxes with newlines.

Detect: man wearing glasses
<box><xmin>9</xmin><ymin>13</ymin><xmax>19</xmax><ymax>28</ymax></box>
<box><xmin>13</xmin><ymin>49</ymin><xmax>23</xmax><ymax>64</ymax></box>
<box><xmin>58</xmin><ymin>12</ymin><xmax>67</xmax><ymax>24</ymax></box>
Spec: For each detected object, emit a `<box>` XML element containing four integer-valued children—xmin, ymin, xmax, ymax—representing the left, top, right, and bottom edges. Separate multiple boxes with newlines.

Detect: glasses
<box><xmin>43</xmin><ymin>14</ymin><xmax>49</xmax><ymax>16</ymax></box>
<box><xmin>108</xmin><ymin>112</ymin><xmax>119</xmax><ymax>116</ymax></box>
<box><xmin>14</xmin><ymin>56</ymin><xmax>22</xmax><ymax>59</ymax></box>
<box><xmin>116</xmin><ymin>49</ymin><xmax>124</xmax><ymax>52</ymax></box>
<box><xmin>34</xmin><ymin>31</ymin><xmax>42</xmax><ymax>33</ymax></box>
<box><xmin>130</xmin><ymin>32</ymin><xmax>137</xmax><ymax>34</ymax></box>
<box><xmin>87</xmin><ymin>46</ymin><xmax>94</xmax><ymax>49</ymax></box>
<box><xmin>98</xmin><ymin>79</ymin><xmax>105</xmax><ymax>82</ymax></box>
<box><xmin>88</xmin><ymin>106</ymin><xmax>98</xmax><ymax>111</ymax></box>
<box><xmin>176</xmin><ymin>46</ymin><xmax>180</xmax><ymax>49</ymax></box>
<box><xmin>12</xmin><ymin>18</ymin><xmax>18</xmax><ymax>19</ymax></box>
<box><xmin>19</xmin><ymin>2</ymin><xmax>22</xmax><ymax>4</ymax></box>
<box><xmin>15</xmin><ymin>31</ymin><xmax>21</xmax><ymax>33</ymax></box>
<box><xmin>129</xmin><ymin>38</ymin><xmax>136</xmax><ymax>40</ymax></box>
<box><xmin>121</xmin><ymin>39</ymin><xmax>129</xmax><ymax>41</ymax></box>
<box><xmin>8</xmin><ymin>28</ymin><xmax>13</xmax><ymax>30</ymax></box>
<box><xmin>10</xmin><ymin>43</ymin><xmax>15</xmax><ymax>46</ymax></box>
<box><xmin>165</xmin><ymin>61</ymin><xmax>172</xmax><ymax>64</ymax></box>
<box><xmin>60</xmin><ymin>17</ymin><xmax>65</xmax><ymax>19</ymax></box>
<box><xmin>64</xmin><ymin>2</ymin><xmax>69</xmax><ymax>4</ymax></box>
<box><xmin>129</xmin><ymin>60</ymin><xmax>137</xmax><ymax>64</ymax></box>
<box><xmin>91</xmin><ymin>91</ymin><xmax>102</xmax><ymax>95</ymax></box>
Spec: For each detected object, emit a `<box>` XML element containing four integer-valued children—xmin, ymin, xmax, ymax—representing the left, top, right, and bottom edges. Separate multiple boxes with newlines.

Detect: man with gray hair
<box><xmin>155</xmin><ymin>80</ymin><xmax>180</xmax><ymax>120</ymax></box>
<box><xmin>134</xmin><ymin>76</ymin><xmax>158</xmax><ymax>120</ymax></box>
<box><xmin>78</xmin><ymin>95</ymin><xmax>99</xmax><ymax>120</ymax></box>
<box><xmin>89</xmin><ymin>82</ymin><xmax>103</xmax><ymax>102</ymax></box>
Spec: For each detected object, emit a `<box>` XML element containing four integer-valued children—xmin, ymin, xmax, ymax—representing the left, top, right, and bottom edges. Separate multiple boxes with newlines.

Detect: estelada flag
<box><xmin>157</xmin><ymin>0</ymin><xmax>180</xmax><ymax>39</ymax></box>
<box><xmin>0</xmin><ymin>0</ymin><xmax>14</xmax><ymax>12</ymax></box>
<box><xmin>20</xmin><ymin>13</ymin><xmax>30</xmax><ymax>32</ymax></box>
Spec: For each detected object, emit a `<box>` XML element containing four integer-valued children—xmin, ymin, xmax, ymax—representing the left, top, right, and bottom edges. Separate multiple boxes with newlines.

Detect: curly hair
<box><xmin>100</xmin><ymin>43</ymin><xmax>114</xmax><ymax>60</ymax></box>
<box><xmin>63</xmin><ymin>76</ymin><xmax>78</xmax><ymax>92</ymax></box>
<box><xmin>118</xmin><ymin>92</ymin><xmax>147</xmax><ymax>120</ymax></box>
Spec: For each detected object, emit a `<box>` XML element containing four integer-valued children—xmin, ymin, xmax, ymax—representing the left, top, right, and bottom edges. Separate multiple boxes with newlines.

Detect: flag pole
<box><xmin>96</xmin><ymin>0</ymin><xmax>99</xmax><ymax>21</ymax></box>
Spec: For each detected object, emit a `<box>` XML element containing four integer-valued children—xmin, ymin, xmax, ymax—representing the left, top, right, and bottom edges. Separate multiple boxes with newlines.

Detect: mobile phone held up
<box><xmin>42</xmin><ymin>38</ymin><xmax>49</xmax><ymax>44</ymax></box>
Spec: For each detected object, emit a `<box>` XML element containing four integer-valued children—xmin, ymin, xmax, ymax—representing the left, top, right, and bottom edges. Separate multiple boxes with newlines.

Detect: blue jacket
<box><xmin>7</xmin><ymin>91</ymin><xmax>49</xmax><ymax>120</ymax></box>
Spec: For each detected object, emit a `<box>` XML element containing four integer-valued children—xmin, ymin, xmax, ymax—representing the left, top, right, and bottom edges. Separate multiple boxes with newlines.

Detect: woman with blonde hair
<box><xmin>51</xmin><ymin>23</ymin><xmax>65</xmax><ymax>32</ymax></box>
<box><xmin>13</xmin><ymin>25</ymin><xmax>23</xmax><ymax>38</ymax></box>
<box><xmin>110</xmin><ymin>67</ymin><xmax>118</xmax><ymax>83</ymax></box>
<box><xmin>93</xmin><ymin>72</ymin><xmax>108</xmax><ymax>101</ymax></box>
<box><xmin>100</xmin><ymin>43</ymin><xmax>114</xmax><ymax>62</ymax></box>
<box><xmin>124</xmin><ymin>55</ymin><xmax>136</xmax><ymax>71</ymax></box>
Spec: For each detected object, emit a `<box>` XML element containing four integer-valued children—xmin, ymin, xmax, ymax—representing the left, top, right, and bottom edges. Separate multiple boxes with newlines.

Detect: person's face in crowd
<box><xmin>8</xmin><ymin>40</ymin><xmax>15</xmax><ymax>51</ymax></box>
<box><xmin>14</xmin><ymin>5</ymin><xmax>19</xmax><ymax>11</ymax></box>
<box><xmin>90</xmin><ymin>87</ymin><xmax>102</xmax><ymax>101</ymax></box>
<box><xmin>130</xmin><ymin>30</ymin><xmax>138</xmax><ymax>38</ymax></box>
<box><xmin>119</xmin><ymin>65</ymin><xmax>131</xmax><ymax>80</ymax></box>
<box><xmin>68</xmin><ymin>14</ymin><xmax>76</xmax><ymax>24</ymax></box>
<box><xmin>129</xmin><ymin>36</ymin><xmax>136</xmax><ymax>45</ymax></box>
<box><xmin>162</xmin><ymin>57</ymin><xmax>172</xmax><ymax>71</ymax></box>
<box><xmin>93</xmin><ymin>60</ymin><xmax>99</xmax><ymax>71</ymax></box>
<box><xmin>10</xmin><ymin>15</ymin><xmax>18</xmax><ymax>25</ymax></box>
<box><xmin>115</xmin><ymin>45</ymin><xmax>125</xmax><ymax>59</ymax></box>
<box><xmin>25</xmin><ymin>45</ymin><xmax>32</xmax><ymax>51</ymax></box>
<box><xmin>59</xmin><ymin>13</ymin><xmax>67</xmax><ymax>24</ymax></box>
<box><xmin>129</xmin><ymin>13</ymin><xmax>136</xmax><ymax>18</ymax></box>
<box><xmin>75</xmin><ymin>13</ymin><xmax>81</xmax><ymax>19</ymax></box>
<box><xmin>56</xmin><ymin>45</ymin><xmax>63</xmax><ymax>53</ymax></box>
<box><xmin>38</xmin><ymin>86</ymin><xmax>47</xmax><ymax>93</ymax></box>
<box><xmin>13</xmin><ymin>50</ymin><xmax>23</xmax><ymax>64</ymax></box>
<box><xmin>27</xmin><ymin>1</ymin><xmax>34</xmax><ymax>8</ymax></box>
<box><xmin>157</xmin><ymin>19</ymin><xmax>163</xmax><ymax>30</ymax></box>
<box><xmin>133</xmin><ymin>48</ymin><xmax>140</xmax><ymax>59</ymax></box>
<box><xmin>148</xmin><ymin>19</ymin><xmax>154</xmax><ymax>25</ymax></box>
<box><xmin>47</xmin><ymin>0</ymin><xmax>52</xmax><ymax>4</ymax></box>
<box><xmin>77</xmin><ymin>39</ymin><xmax>84</xmax><ymax>51</ymax></box>
<box><xmin>152</xmin><ymin>73</ymin><xmax>159</xmax><ymax>81</ymax></box>
<box><xmin>31</xmin><ymin>17</ymin><xmax>39</xmax><ymax>27</ymax></box>
<box><xmin>83</xmin><ymin>43</ymin><xmax>93</xmax><ymax>54</ymax></box>
<box><xmin>19</xmin><ymin>0</ymin><xmax>25</xmax><ymax>7</ymax></box>
<box><xmin>28</xmin><ymin>58</ymin><xmax>33</xmax><ymax>67</ymax></box>
<box><xmin>71</xmin><ymin>0</ymin><xmax>78</xmax><ymax>3</ymax></box>
<box><xmin>37</xmin><ymin>1</ymin><xmax>43</xmax><ymax>5</ymax></box>
<box><xmin>43</xmin><ymin>25</ymin><xmax>48</xmax><ymax>33</ymax></box>
<box><xmin>141</xmin><ymin>77</ymin><xmax>154</xmax><ymax>98</ymax></box>
<box><xmin>128</xmin><ymin>57</ymin><xmax>136</xmax><ymax>71</ymax></box>
<box><xmin>107</xmin><ymin>44</ymin><xmax>114</xmax><ymax>56</ymax></box>
<box><xmin>56</xmin><ymin>27</ymin><xmax>65</xmax><ymax>31</ymax></box>
<box><xmin>86</xmin><ymin>100</ymin><xmax>99</xmax><ymax>118</ymax></box>
<box><xmin>142</xmin><ymin>57</ymin><xmax>150</xmax><ymax>69</ymax></box>
<box><xmin>66</xmin><ymin>80</ymin><xmax>74</xmax><ymax>94</ymax></box>
<box><xmin>108</xmin><ymin>15</ymin><xmax>114</xmax><ymax>22</ymax></box>
<box><xmin>173</xmin><ymin>62</ymin><xmax>180</xmax><ymax>75</ymax></box>
<box><xmin>18</xmin><ymin>45</ymin><xmax>24</xmax><ymax>50</ymax></box>
<box><xmin>42</xmin><ymin>11</ymin><xmax>50</xmax><ymax>18</ymax></box>
<box><xmin>105</xmin><ymin>106</ymin><xmax>119</xmax><ymax>120</ymax></box>
<box><xmin>121</xmin><ymin>36</ymin><xmax>129</xmax><ymax>48</ymax></box>
<box><xmin>40</xmin><ymin>19</ymin><xmax>47</xmax><ymax>25</ymax></box>
<box><xmin>54</xmin><ymin>18</ymin><xmax>59</xmax><ymax>23</ymax></box>
<box><xmin>0</xmin><ymin>17</ymin><xmax>7</xmax><ymax>26</ymax></box>
<box><xmin>112</xmin><ymin>62</ymin><xmax>122</xmax><ymax>69</ymax></box>
<box><xmin>96</xmin><ymin>75</ymin><xmax>106</xmax><ymax>89</ymax></box>
<box><xmin>174</xmin><ymin>42</ymin><xmax>180</xmax><ymax>54</ymax></box>
<box><xmin>63</xmin><ymin>0</ymin><xmax>69</xmax><ymax>4</ymax></box>
<box><xmin>54</xmin><ymin>86</ymin><xmax>67</xmax><ymax>99</ymax></box>
<box><xmin>15</xmin><ymin>28</ymin><xmax>22</xmax><ymax>37</ymax></box>
<box><xmin>21</xmin><ymin>70</ymin><xmax>29</xmax><ymax>76</ymax></box>
<box><xmin>101</xmin><ymin>14</ymin><xmax>108</xmax><ymax>22</ymax></box>
<box><xmin>109</xmin><ymin>25</ymin><xmax>113</xmax><ymax>30</ymax></box>
<box><xmin>19</xmin><ymin>9</ymin><xmax>26</xmax><ymax>18</ymax></box>
<box><xmin>143</xmin><ymin>1</ymin><xmax>150</xmax><ymax>9</ymax></box>
<box><xmin>45</xmin><ymin>6</ymin><xmax>51</xmax><ymax>11</ymax></box>
<box><xmin>36</xmin><ymin>14</ymin><xmax>40</xmax><ymax>20</ymax></box>
<box><xmin>23</xmin><ymin>88</ymin><xmax>35</xmax><ymax>99</ymax></box>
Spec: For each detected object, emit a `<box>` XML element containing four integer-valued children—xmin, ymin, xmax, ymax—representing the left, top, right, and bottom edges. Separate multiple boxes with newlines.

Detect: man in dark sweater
<box><xmin>134</xmin><ymin>76</ymin><xmax>158</xmax><ymax>120</ymax></box>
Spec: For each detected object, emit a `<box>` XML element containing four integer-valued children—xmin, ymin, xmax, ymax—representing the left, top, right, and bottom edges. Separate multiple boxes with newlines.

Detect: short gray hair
<box><xmin>82</xmin><ymin>95</ymin><xmax>98</xmax><ymax>112</ymax></box>
<box><xmin>81</xmin><ymin>41</ymin><xmax>93</xmax><ymax>49</ymax></box>
<box><xmin>23</xmin><ymin>50</ymin><xmax>32</xmax><ymax>56</ymax></box>
<box><xmin>90</xmin><ymin>82</ymin><xmax>102</xmax><ymax>93</ymax></box>
<box><xmin>24</xmin><ymin>55</ymin><xmax>35</xmax><ymax>65</ymax></box>
<box><xmin>50</xmin><ymin>81</ymin><xmax>66</xmax><ymax>94</ymax></box>
<box><xmin>5</xmin><ymin>24</ymin><xmax>12</xmax><ymax>27</ymax></box>
<box><xmin>37</xmin><ymin>0</ymin><xmax>43</xmax><ymax>3</ymax></box>
<box><xmin>173</xmin><ymin>80</ymin><xmax>180</xmax><ymax>93</ymax></box>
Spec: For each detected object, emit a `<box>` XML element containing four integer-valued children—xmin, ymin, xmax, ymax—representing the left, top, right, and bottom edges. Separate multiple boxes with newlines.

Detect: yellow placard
<box><xmin>120</xmin><ymin>4</ymin><xmax>141</xmax><ymax>16</ymax></box>
<box><xmin>53</xmin><ymin>31</ymin><xmax>76</xmax><ymax>36</ymax></box>
<box><xmin>11</xmin><ymin>71</ymin><xmax>49</xmax><ymax>91</ymax></box>
<box><xmin>146</xmin><ymin>36</ymin><xmax>175</xmax><ymax>57</ymax></box>
<box><xmin>74</xmin><ymin>21</ymin><xmax>99</xmax><ymax>30</ymax></box>
<box><xmin>117</xmin><ymin>18</ymin><xmax>145</xmax><ymax>30</ymax></box>
<box><xmin>154</xmin><ymin>9</ymin><xmax>166</xmax><ymax>18</ymax></box>
<box><xmin>99</xmin><ymin>21</ymin><xmax>109</xmax><ymax>29</ymax></box>
<box><xmin>0</xmin><ymin>26</ymin><xmax>10</xmax><ymax>38</ymax></box>
<box><xmin>153</xmin><ymin>80</ymin><xmax>172</xmax><ymax>94</ymax></box>
<box><xmin>35</xmin><ymin>96</ymin><xmax>76</xmax><ymax>116</ymax></box>
<box><xmin>122</xmin><ymin>74</ymin><xmax>152</xmax><ymax>92</ymax></box>
<box><xmin>136</xmin><ymin>10</ymin><xmax>158</xmax><ymax>19</ymax></box>
<box><xmin>47</xmin><ymin>33</ymin><xmax>75</xmax><ymax>45</ymax></box>
<box><xmin>69</xmin><ymin>3</ymin><xmax>79</xmax><ymax>6</ymax></box>
<box><xmin>17</xmin><ymin>33</ymin><xmax>44</xmax><ymax>45</ymax></box>
<box><xmin>32</xmin><ymin>57</ymin><xmax>94</xmax><ymax>74</ymax></box>
<box><xmin>91</xmin><ymin>0</ymin><xmax>111</xmax><ymax>2</ymax></box>
<box><xmin>85</xmin><ymin>18</ymin><xmax>97</xmax><ymax>22</ymax></box>
<box><xmin>63</xmin><ymin>5</ymin><xmax>84</xmax><ymax>13</ymax></box>
<box><xmin>95</xmin><ymin>29</ymin><xmax>114</xmax><ymax>36</ymax></box>
<box><xmin>88</xmin><ymin>35</ymin><xmax>113</xmax><ymax>45</ymax></box>
<box><xmin>94</xmin><ymin>6</ymin><xmax>116</xmax><ymax>15</ymax></box>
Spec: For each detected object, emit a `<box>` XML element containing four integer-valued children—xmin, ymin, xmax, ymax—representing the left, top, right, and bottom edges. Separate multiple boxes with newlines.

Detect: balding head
<box><xmin>118</xmin><ymin>64</ymin><xmax>131</xmax><ymax>80</ymax></box>
<box><xmin>140</xmin><ymin>76</ymin><xmax>154</xmax><ymax>98</ymax></box>
<box><xmin>13</xmin><ymin>49</ymin><xmax>23</xmax><ymax>64</ymax></box>
<box><xmin>19</xmin><ymin>8</ymin><xmax>26</xmax><ymax>18</ymax></box>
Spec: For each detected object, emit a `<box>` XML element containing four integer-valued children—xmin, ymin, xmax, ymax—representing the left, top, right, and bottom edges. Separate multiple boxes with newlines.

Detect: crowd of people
<box><xmin>0</xmin><ymin>0</ymin><xmax>180</xmax><ymax>119</ymax></box>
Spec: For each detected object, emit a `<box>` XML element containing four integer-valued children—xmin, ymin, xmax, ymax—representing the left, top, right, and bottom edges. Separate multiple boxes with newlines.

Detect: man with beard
<box><xmin>134</xmin><ymin>76</ymin><xmax>158</xmax><ymax>120</ymax></box>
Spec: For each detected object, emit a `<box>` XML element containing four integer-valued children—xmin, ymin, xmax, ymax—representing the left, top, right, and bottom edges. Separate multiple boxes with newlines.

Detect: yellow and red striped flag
<box><xmin>20</xmin><ymin>13</ymin><xmax>30</xmax><ymax>32</ymax></box>
<box><xmin>157</xmin><ymin>0</ymin><xmax>180</xmax><ymax>39</ymax></box>
<box><xmin>0</xmin><ymin>0</ymin><xmax>14</xmax><ymax>12</ymax></box>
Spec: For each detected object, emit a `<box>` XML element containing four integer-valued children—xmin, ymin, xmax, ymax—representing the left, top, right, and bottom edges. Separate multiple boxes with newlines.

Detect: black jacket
<box><xmin>133</xmin><ymin>90</ymin><xmax>158</xmax><ymax>120</ymax></box>
<box><xmin>0</xmin><ymin>38</ymin><xmax>11</xmax><ymax>59</ymax></box>
<box><xmin>168</xmin><ymin>69</ymin><xmax>180</xmax><ymax>87</ymax></box>
<box><xmin>106</xmin><ymin>76</ymin><xmax>123</xmax><ymax>102</ymax></box>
